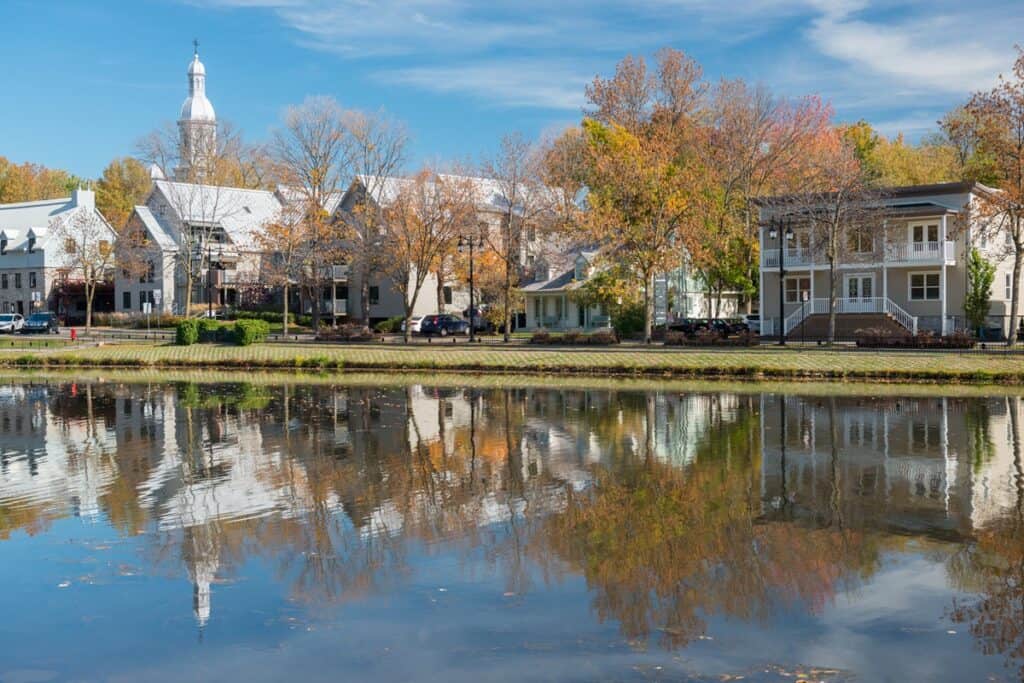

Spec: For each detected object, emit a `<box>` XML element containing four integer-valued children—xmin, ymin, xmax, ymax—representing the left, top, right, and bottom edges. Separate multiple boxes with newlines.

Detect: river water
<box><xmin>1</xmin><ymin>375</ymin><xmax>1022</xmax><ymax>682</ymax></box>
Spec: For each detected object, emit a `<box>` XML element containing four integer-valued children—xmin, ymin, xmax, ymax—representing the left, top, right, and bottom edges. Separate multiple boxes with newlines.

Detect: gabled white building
<box><xmin>0</xmin><ymin>189</ymin><xmax>116</xmax><ymax>320</ymax></box>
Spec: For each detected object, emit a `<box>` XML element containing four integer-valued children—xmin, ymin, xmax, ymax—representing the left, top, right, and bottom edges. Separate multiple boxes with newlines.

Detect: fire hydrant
<box><xmin>70</xmin><ymin>328</ymin><xmax>77</xmax><ymax>342</ymax></box>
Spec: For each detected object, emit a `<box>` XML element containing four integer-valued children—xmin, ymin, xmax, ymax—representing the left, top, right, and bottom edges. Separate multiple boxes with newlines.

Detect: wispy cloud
<box><xmin>381</xmin><ymin>61</ymin><xmax>590</xmax><ymax>110</ymax></box>
<box><xmin>185</xmin><ymin>0</ymin><xmax>1021</xmax><ymax>131</ymax></box>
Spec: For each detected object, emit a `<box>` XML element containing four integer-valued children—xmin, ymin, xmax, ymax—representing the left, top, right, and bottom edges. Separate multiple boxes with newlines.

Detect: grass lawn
<box><xmin>1</xmin><ymin>340</ymin><xmax>1022</xmax><ymax>383</ymax></box>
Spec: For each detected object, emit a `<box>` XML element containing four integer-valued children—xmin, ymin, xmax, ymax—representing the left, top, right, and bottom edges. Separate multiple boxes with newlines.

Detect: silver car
<box><xmin>0</xmin><ymin>313</ymin><xmax>24</xmax><ymax>333</ymax></box>
<box><xmin>401</xmin><ymin>316</ymin><xmax>424</xmax><ymax>334</ymax></box>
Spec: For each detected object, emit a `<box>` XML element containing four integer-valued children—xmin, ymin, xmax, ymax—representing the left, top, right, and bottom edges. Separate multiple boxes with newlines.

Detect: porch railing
<box><xmin>783</xmin><ymin>297</ymin><xmax>917</xmax><ymax>335</ymax></box>
<box><xmin>763</xmin><ymin>240</ymin><xmax>955</xmax><ymax>267</ymax></box>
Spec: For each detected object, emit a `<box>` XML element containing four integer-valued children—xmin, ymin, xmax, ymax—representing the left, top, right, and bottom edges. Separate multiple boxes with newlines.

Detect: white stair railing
<box><xmin>783</xmin><ymin>297</ymin><xmax>917</xmax><ymax>335</ymax></box>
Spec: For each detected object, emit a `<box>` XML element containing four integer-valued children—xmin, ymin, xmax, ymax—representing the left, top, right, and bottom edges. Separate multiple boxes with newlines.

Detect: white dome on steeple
<box><xmin>179</xmin><ymin>46</ymin><xmax>215</xmax><ymax>123</ymax></box>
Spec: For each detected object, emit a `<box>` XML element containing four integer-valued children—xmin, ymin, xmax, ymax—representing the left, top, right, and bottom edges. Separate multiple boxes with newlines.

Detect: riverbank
<box><xmin>1</xmin><ymin>341</ymin><xmax>1022</xmax><ymax>383</ymax></box>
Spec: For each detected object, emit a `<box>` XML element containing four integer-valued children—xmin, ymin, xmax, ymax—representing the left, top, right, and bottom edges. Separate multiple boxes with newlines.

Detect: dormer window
<box><xmin>574</xmin><ymin>259</ymin><xmax>587</xmax><ymax>281</ymax></box>
<box><xmin>27</xmin><ymin>236</ymin><xmax>36</xmax><ymax>253</ymax></box>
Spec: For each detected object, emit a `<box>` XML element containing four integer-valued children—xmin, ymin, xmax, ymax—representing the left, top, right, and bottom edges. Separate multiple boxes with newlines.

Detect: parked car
<box><xmin>463</xmin><ymin>307</ymin><xmax>492</xmax><ymax>333</ymax></box>
<box><xmin>0</xmin><ymin>314</ymin><xmax>24</xmax><ymax>333</ymax></box>
<box><xmin>744</xmin><ymin>314</ymin><xmax>760</xmax><ymax>335</ymax></box>
<box><xmin>401</xmin><ymin>316</ymin><xmax>424</xmax><ymax>334</ymax></box>
<box><xmin>667</xmin><ymin>318</ymin><xmax>710</xmax><ymax>337</ymax></box>
<box><xmin>420</xmin><ymin>314</ymin><xmax>470</xmax><ymax>337</ymax></box>
<box><xmin>21</xmin><ymin>312</ymin><xmax>60</xmax><ymax>334</ymax></box>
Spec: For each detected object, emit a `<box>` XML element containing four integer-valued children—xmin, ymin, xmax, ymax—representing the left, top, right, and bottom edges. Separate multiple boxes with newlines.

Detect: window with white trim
<box><xmin>909</xmin><ymin>272</ymin><xmax>940</xmax><ymax>301</ymax></box>
<box><xmin>784</xmin><ymin>277</ymin><xmax>811</xmax><ymax>304</ymax></box>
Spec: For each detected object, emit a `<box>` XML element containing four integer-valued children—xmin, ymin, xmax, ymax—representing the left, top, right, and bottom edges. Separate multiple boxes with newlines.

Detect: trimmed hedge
<box><xmin>316</xmin><ymin>324</ymin><xmax>375</xmax><ymax>342</ymax></box>
<box><xmin>529</xmin><ymin>330</ymin><xmax>619</xmax><ymax>346</ymax></box>
<box><xmin>175</xmin><ymin>319</ymin><xmax>199</xmax><ymax>346</ymax></box>
<box><xmin>374</xmin><ymin>316</ymin><xmax>405</xmax><ymax>333</ymax></box>
<box><xmin>855</xmin><ymin>328</ymin><xmax>975</xmax><ymax>349</ymax></box>
<box><xmin>233</xmin><ymin>319</ymin><xmax>270</xmax><ymax>346</ymax></box>
<box><xmin>664</xmin><ymin>330</ymin><xmax>759</xmax><ymax>347</ymax></box>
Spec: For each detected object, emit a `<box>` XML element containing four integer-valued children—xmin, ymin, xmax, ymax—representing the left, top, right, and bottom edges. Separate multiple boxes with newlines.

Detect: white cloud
<box><xmin>381</xmin><ymin>61</ymin><xmax>590</xmax><ymax>110</ymax></box>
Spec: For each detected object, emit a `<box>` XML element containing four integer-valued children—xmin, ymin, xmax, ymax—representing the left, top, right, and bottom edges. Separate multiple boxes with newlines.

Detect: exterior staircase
<box><xmin>788</xmin><ymin>313</ymin><xmax>909</xmax><ymax>341</ymax></box>
<box><xmin>782</xmin><ymin>297</ymin><xmax>917</xmax><ymax>341</ymax></box>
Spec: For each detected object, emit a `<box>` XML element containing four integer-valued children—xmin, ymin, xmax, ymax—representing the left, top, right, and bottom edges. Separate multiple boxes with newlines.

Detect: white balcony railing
<box><xmin>783</xmin><ymin>297</ymin><xmax>917</xmax><ymax>335</ymax></box>
<box><xmin>762</xmin><ymin>241</ymin><xmax>955</xmax><ymax>268</ymax></box>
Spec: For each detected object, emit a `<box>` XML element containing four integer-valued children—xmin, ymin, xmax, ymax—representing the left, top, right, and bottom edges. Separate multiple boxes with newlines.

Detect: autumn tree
<box><xmin>270</xmin><ymin>96</ymin><xmax>353</xmax><ymax>331</ymax></box>
<box><xmin>841</xmin><ymin>120</ymin><xmax>957</xmax><ymax>186</ymax></box>
<box><xmin>967</xmin><ymin>48</ymin><xmax>1024</xmax><ymax>346</ymax></box>
<box><xmin>378</xmin><ymin>170</ymin><xmax>477</xmax><ymax>342</ymax></box>
<box><xmin>95</xmin><ymin>157</ymin><xmax>152</xmax><ymax>229</ymax></box>
<box><xmin>764</xmin><ymin>130</ymin><xmax>880</xmax><ymax>344</ymax></box>
<box><xmin>51</xmin><ymin>206</ymin><xmax>118</xmax><ymax>330</ymax></box>
<box><xmin>255</xmin><ymin>205</ymin><xmax>305</xmax><ymax>335</ymax></box>
<box><xmin>338</xmin><ymin>110</ymin><xmax>408</xmax><ymax>326</ymax></box>
<box><xmin>0</xmin><ymin>156</ymin><xmax>83</xmax><ymax>203</ymax></box>
<box><xmin>480</xmin><ymin>133</ymin><xmax>559</xmax><ymax>340</ymax></box>
<box><xmin>700</xmin><ymin>80</ymin><xmax>833</xmax><ymax>313</ymax></box>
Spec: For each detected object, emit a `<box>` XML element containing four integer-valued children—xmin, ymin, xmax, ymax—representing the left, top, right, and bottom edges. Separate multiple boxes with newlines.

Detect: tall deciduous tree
<box><xmin>768</xmin><ymin>130</ymin><xmax>879</xmax><ymax>345</ymax></box>
<box><xmin>968</xmin><ymin>48</ymin><xmax>1024</xmax><ymax>346</ymax></box>
<box><xmin>52</xmin><ymin>208</ymin><xmax>118</xmax><ymax>330</ymax></box>
<box><xmin>271</xmin><ymin>96</ymin><xmax>352</xmax><ymax>331</ymax></box>
<box><xmin>580</xmin><ymin>118</ymin><xmax>701</xmax><ymax>342</ymax></box>
<box><xmin>480</xmin><ymin>133</ymin><xmax>558</xmax><ymax>341</ymax></box>
<box><xmin>340</xmin><ymin>110</ymin><xmax>408</xmax><ymax>326</ymax></box>
<box><xmin>95</xmin><ymin>157</ymin><xmax>152</xmax><ymax>229</ymax></box>
<box><xmin>379</xmin><ymin>170</ymin><xmax>477</xmax><ymax>342</ymax></box>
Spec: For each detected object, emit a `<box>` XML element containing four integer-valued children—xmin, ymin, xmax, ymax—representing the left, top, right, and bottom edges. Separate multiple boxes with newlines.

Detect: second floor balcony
<box><xmin>761</xmin><ymin>240</ymin><xmax>955</xmax><ymax>269</ymax></box>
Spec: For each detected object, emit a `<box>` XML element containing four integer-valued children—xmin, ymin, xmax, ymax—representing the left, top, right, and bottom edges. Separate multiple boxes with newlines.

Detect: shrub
<box><xmin>175</xmin><ymin>319</ymin><xmax>199</xmax><ymax>346</ymax></box>
<box><xmin>316</xmin><ymin>324</ymin><xmax>374</xmax><ymax>342</ymax></box>
<box><xmin>197</xmin><ymin>318</ymin><xmax>227</xmax><ymax>343</ymax></box>
<box><xmin>664</xmin><ymin>329</ymin><xmax>757</xmax><ymax>347</ymax></box>
<box><xmin>235</xmin><ymin>310</ymin><xmax>295</xmax><ymax>325</ymax></box>
<box><xmin>529</xmin><ymin>331</ymin><xmax>552</xmax><ymax>344</ymax></box>
<box><xmin>588</xmin><ymin>329</ymin><xmax>618</xmax><ymax>345</ymax></box>
<box><xmin>233</xmin><ymin>319</ymin><xmax>270</xmax><ymax>346</ymax></box>
<box><xmin>613</xmin><ymin>302</ymin><xmax>645</xmax><ymax>339</ymax></box>
<box><xmin>375</xmin><ymin>316</ymin><xmax>404</xmax><ymax>333</ymax></box>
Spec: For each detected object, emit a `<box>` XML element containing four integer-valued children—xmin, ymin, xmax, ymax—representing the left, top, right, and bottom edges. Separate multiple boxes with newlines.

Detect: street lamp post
<box><xmin>768</xmin><ymin>217</ymin><xmax>794</xmax><ymax>345</ymax></box>
<box><xmin>207</xmin><ymin>242</ymin><xmax>224</xmax><ymax>318</ymax></box>
<box><xmin>458</xmin><ymin>231</ymin><xmax>485</xmax><ymax>343</ymax></box>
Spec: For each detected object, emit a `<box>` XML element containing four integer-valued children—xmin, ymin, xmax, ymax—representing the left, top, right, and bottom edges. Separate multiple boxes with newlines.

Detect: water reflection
<box><xmin>1</xmin><ymin>379</ymin><xmax>1023</xmax><ymax>680</ymax></box>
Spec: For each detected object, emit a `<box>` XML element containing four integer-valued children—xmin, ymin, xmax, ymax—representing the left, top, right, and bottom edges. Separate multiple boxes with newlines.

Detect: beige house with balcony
<box><xmin>757</xmin><ymin>181</ymin><xmax>1017</xmax><ymax>340</ymax></box>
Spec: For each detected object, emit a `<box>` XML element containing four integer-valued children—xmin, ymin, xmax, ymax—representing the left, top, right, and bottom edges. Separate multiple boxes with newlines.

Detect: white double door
<box><xmin>843</xmin><ymin>273</ymin><xmax>876</xmax><ymax>312</ymax></box>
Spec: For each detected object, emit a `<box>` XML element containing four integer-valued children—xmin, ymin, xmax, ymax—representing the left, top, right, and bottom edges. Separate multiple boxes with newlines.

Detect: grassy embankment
<box><xmin>1</xmin><ymin>340</ymin><xmax>1022</xmax><ymax>383</ymax></box>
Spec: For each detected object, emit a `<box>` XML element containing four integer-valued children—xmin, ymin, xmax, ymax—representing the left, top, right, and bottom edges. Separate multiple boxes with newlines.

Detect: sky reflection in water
<box><xmin>0</xmin><ymin>378</ymin><xmax>1022</xmax><ymax>682</ymax></box>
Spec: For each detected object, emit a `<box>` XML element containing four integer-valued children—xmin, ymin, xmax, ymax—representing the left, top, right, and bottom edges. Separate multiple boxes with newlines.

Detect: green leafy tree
<box><xmin>965</xmin><ymin>247</ymin><xmax>996</xmax><ymax>334</ymax></box>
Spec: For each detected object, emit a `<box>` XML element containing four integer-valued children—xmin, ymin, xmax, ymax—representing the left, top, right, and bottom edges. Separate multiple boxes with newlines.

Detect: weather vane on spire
<box><xmin>193</xmin><ymin>38</ymin><xmax>199</xmax><ymax>56</ymax></box>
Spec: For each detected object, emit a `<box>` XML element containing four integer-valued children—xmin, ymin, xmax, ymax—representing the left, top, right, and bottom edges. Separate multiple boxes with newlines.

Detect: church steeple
<box><xmin>176</xmin><ymin>41</ymin><xmax>217</xmax><ymax>181</ymax></box>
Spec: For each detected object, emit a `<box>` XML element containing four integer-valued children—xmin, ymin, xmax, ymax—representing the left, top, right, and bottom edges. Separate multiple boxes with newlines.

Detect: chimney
<box><xmin>72</xmin><ymin>188</ymin><xmax>95</xmax><ymax>210</ymax></box>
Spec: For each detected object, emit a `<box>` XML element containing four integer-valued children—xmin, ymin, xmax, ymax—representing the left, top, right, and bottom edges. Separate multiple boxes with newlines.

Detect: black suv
<box><xmin>22</xmin><ymin>312</ymin><xmax>60</xmax><ymax>334</ymax></box>
<box><xmin>420</xmin><ymin>314</ymin><xmax>470</xmax><ymax>337</ymax></box>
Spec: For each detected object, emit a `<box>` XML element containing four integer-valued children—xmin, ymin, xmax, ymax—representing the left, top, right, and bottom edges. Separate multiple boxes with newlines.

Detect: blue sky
<box><xmin>1</xmin><ymin>0</ymin><xmax>1020</xmax><ymax>178</ymax></box>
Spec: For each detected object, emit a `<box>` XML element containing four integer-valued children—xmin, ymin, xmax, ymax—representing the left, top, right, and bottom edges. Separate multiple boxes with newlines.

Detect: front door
<box><xmin>578</xmin><ymin>304</ymin><xmax>586</xmax><ymax>328</ymax></box>
<box><xmin>844</xmin><ymin>274</ymin><xmax>875</xmax><ymax>312</ymax></box>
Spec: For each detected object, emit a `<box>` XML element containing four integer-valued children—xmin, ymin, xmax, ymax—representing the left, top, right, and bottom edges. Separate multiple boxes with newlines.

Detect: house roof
<box><xmin>520</xmin><ymin>268</ymin><xmax>580</xmax><ymax>293</ymax></box>
<box><xmin>350</xmin><ymin>173</ymin><xmax>562</xmax><ymax>215</ymax></box>
<box><xmin>152</xmin><ymin>180</ymin><xmax>282</xmax><ymax>249</ymax></box>
<box><xmin>135</xmin><ymin>206</ymin><xmax>178</xmax><ymax>251</ymax></box>
<box><xmin>753</xmin><ymin>180</ymin><xmax>996</xmax><ymax>207</ymax></box>
<box><xmin>0</xmin><ymin>193</ymin><xmax>111</xmax><ymax>251</ymax></box>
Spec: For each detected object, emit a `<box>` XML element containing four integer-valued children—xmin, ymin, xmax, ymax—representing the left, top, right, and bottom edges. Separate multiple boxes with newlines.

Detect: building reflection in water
<box><xmin>0</xmin><ymin>379</ymin><xmax>1022</xmax><ymax>673</ymax></box>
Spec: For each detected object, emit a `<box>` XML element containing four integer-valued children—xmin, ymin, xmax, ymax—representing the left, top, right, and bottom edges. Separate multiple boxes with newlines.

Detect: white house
<box><xmin>0</xmin><ymin>189</ymin><xmax>116</xmax><ymax>321</ymax></box>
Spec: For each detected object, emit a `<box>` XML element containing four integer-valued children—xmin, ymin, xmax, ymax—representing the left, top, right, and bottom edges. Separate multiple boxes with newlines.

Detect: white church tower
<box><xmin>175</xmin><ymin>41</ymin><xmax>217</xmax><ymax>181</ymax></box>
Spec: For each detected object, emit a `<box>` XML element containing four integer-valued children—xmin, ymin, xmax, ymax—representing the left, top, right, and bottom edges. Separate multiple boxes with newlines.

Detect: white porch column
<box><xmin>940</xmin><ymin>215</ymin><xmax>948</xmax><ymax>335</ymax></box>
<box><xmin>882</xmin><ymin>219</ymin><xmax>888</xmax><ymax>302</ymax></box>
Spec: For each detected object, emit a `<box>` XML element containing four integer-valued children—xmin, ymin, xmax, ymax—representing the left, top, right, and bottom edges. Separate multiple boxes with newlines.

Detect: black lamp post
<box><xmin>768</xmin><ymin>217</ymin><xmax>794</xmax><ymax>345</ymax></box>
<box><xmin>458</xmin><ymin>231</ymin><xmax>485</xmax><ymax>343</ymax></box>
<box><xmin>207</xmin><ymin>242</ymin><xmax>223</xmax><ymax>318</ymax></box>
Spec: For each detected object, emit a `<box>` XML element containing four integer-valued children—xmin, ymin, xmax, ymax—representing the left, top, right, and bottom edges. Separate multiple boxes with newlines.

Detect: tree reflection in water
<box><xmin>1</xmin><ymin>378</ymin><xmax>1023</xmax><ymax>673</ymax></box>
